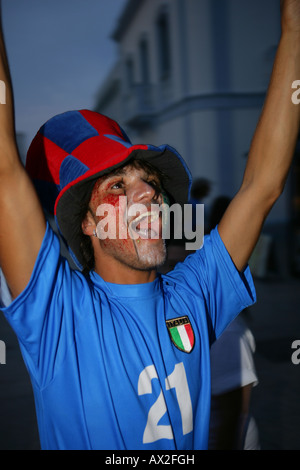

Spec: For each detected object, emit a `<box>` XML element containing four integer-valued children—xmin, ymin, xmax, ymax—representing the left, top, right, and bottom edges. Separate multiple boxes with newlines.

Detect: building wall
<box><xmin>95</xmin><ymin>0</ymin><xmax>295</xmax><ymax>274</ymax></box>
<box><xmin>227</xmin><ymin>0</ymin><xmax>280</xmax><ymax>93</ymax></box>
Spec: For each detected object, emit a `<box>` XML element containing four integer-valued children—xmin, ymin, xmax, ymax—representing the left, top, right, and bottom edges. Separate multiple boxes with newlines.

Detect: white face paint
<box><xmin>89</xmin><ymin>164</ymin><xmax>168</xmax><ymax>272</ymax></box>
<box><xmin>121</xmin><ymin>196</ymin><xmax>167</xmax><ymax>271</ymax></box>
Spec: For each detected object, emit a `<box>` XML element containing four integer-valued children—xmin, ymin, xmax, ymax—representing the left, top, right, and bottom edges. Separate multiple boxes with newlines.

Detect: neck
<box><xmin>94</xmin><ymin>256</ymin><xmax>157</xmax><ymax>284</ymax></box>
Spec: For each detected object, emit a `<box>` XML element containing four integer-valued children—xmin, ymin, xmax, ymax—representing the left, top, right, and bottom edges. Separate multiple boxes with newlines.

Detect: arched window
<box><xmin>125</xmin><ymin>57</ymin><xmax>135</xmax><ymax>90</ymax></box>
<box><xmin>156</xmin><ymin>9</ymin><xmax>171</xmax><ymax>81</ymax></box>
<box><xmin>139</xmin><ymin>37</ymin><xmax>150</xmax><ymax>84</ymax></box>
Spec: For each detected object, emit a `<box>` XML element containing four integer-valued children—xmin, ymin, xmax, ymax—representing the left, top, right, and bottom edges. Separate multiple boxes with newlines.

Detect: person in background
<box><xmin>189</xmin><ymin>177</ymin><xmax>211</xmax><ymax>233</ymax></box>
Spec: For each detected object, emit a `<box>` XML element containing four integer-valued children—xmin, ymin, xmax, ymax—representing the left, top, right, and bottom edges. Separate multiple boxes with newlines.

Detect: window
<box><xmin>125</xmin><ymin>58</ymin><xmax>135</xmax><ymax>90</ymax></box>
<box><xmin>139</xmin><ymin>38</ymin><xmax>150</xmax><ymax>84</ymax></box>
<box><xmin>156</xmin><ymin>9</ymin><xmax>171</xmax><ymax>81</ymax></box>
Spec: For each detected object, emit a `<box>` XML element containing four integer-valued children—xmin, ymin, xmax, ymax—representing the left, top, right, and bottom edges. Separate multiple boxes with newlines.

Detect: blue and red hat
<box><xmin>26</xmin><ymin>109</ymin><xmax>192</xmax><ymax>269</ymax></box>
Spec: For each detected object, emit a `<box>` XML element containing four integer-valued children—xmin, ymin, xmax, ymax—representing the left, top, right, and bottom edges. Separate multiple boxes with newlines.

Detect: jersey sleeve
<box><xmin>0</xmin><ymin>222</ymin><xmax>75</xmax><ymax>388</ymax></box>
<box><xmin>167</xmin><ymin>226</ymin><xmax>256</xmax><ymax>342</ymax></box>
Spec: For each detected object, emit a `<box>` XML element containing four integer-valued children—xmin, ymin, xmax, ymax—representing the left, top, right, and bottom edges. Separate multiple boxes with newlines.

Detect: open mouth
<box><xmin>128</xmin><ymin>210</ymin><xmax>160</xmax><ymax>239</ymax></box>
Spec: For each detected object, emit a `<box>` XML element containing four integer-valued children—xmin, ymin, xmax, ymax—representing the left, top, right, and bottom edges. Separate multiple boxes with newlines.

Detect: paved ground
<box><xmin>0</xmin><ymin>276</ymin><xmax>299</xmax><ymax>450</ymax></box>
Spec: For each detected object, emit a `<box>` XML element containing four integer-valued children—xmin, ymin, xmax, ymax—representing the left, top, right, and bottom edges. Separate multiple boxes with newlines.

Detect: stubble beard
<box><xmin>100</xmin><ymin>237</ymin><xmax>167</xmax><ymax>273</ymax></box>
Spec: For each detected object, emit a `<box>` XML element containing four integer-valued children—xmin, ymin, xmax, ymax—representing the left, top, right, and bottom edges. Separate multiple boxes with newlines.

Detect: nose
<box><xmin>127</xmin><ymin>179</ymin><xmax>158</xmax><ymax>205</ymax></box>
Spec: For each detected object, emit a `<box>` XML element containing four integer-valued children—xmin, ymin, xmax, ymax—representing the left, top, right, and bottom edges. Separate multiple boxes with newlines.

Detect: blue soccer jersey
<box><xmin>1</xmin><ymin>223</ymin><xmax>255</xmax><ymax>450</ymax></box>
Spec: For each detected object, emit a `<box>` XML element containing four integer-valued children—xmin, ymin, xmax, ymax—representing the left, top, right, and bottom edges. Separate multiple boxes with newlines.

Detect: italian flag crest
<box><xmin>166</xmin><ymin>316</ymin><xmax>195</xmax><ymax>353</ymax></box>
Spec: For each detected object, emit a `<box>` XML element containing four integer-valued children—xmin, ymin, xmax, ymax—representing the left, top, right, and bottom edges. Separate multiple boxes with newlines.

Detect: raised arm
<box><xmin>0</xmin><ymin>5</ymin><xmax>46</xmax><ymax>298</ymax></box>
<box><xmin>218</xmin><ymin>0</ymin><xmax>300</xmax><ymax>272</ymax></box>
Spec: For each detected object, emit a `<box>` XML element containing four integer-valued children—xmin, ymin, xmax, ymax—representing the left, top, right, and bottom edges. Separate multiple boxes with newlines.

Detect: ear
<box><xmin>81</xmin><ymin>211</ymin><xmax>96</xmax><ymax>237</ymax></box>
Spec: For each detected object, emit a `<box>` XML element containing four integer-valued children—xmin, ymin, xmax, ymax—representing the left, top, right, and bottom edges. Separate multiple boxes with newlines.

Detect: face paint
<box><xmin>89</xmin><ymin>164</ymin><xmax>167</xmax><ymax>271</ymax></box>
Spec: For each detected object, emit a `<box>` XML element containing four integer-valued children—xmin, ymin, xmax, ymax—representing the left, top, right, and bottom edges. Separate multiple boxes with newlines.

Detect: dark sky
<box><xmin>2</xmin><ymin>0</ymin><xmax>127</xmax><ymax>152</ymax></box>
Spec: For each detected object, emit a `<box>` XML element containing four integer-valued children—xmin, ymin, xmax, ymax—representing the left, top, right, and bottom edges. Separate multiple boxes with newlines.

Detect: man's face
<box><xmin>87</xmin><ymin>162</ymin><xmax>167</xmax><ymax>272</ymax></box>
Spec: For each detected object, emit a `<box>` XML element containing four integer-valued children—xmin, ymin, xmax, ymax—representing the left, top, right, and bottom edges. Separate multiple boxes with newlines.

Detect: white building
<box><xmin>95</xmin><ymin>0</ymin><xmax>300</xmax><ymax>276</ymax></box>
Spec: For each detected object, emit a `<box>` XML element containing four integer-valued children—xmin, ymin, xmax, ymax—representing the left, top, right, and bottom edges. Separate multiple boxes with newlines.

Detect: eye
<box><xmin>147</xmin><ymin>179</ymin><xmax>161</xmax><ymax>192</ymax></box>
<box><xmin>110</xmin><ymin>180</ymin><xmax>124</xmax><ymax>190</ymax></box>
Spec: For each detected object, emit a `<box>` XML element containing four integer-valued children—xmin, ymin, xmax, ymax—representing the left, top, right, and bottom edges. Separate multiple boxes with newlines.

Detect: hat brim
<box><xmin>55</xmin><ymin>147</ymin><xmax>191</xmax><ymax>269</ymax></box>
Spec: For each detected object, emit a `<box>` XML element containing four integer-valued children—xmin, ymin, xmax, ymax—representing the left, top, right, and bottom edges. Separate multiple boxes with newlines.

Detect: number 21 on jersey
<box><xmin>138</xmin><ymin>362</ymin><xmax>193</xmax><ymax>444</ymax></box>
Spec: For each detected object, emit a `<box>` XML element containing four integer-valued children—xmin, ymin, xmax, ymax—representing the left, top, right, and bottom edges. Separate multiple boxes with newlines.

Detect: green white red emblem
<box><xmin>166</xmin><ymin>316</ymin><xmax>195</xmax><ymax>353</ymax></box>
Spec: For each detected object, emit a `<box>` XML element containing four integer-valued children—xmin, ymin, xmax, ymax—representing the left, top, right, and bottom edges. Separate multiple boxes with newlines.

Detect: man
<box><xmin>0</xmin><ymin>1</ymin><xmax>299</xmax><ymax>450</ymax></box>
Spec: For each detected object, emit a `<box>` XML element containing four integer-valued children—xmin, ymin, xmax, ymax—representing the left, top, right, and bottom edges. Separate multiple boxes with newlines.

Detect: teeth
<box><xmin>137</xmin><ymin>228</ymin><xmax>158</xmax><ymax>239</ymax></box>
<box><xmin>129</xmin><ymin>211</ymin><xmax>159</xmax><ymax>231</ymax></box>
<box><xmin>139</xmin><ymin>229</ymin><xmax>148</xmax><ymax>236</ymax></box>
